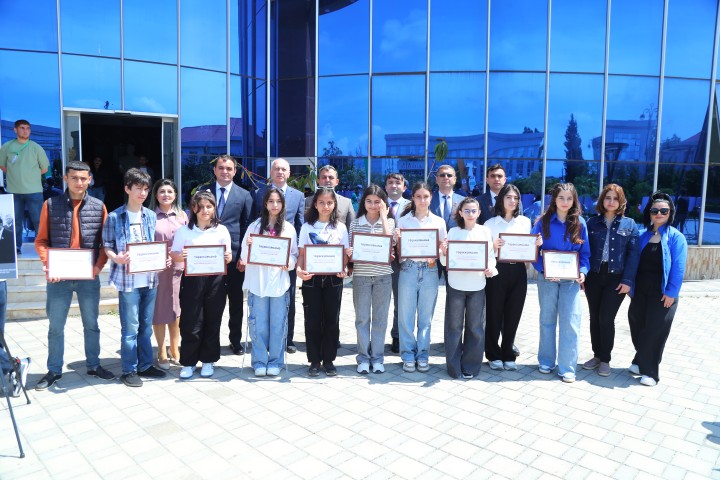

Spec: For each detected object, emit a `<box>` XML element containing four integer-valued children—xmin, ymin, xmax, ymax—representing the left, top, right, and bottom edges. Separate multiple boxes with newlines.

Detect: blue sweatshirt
<box><xmin>531</xmin><ymin>214</ymin><xmax>591</xmax><ymax>275</ymax></box>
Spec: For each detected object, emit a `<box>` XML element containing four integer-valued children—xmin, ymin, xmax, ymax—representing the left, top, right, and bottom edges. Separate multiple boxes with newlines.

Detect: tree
<box><xmin>564</xmin><ymin>114</ymin><xmax>588</xmax><ymax>184</ymax></box>
<box><xmin>322</xmin><ymin>140</ymin><xmax>343</xmax><ymax>157</ymax></box>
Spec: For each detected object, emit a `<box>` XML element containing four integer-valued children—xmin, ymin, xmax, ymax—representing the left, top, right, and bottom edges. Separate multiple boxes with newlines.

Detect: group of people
<box><xmin>0</xmin><ymin>121</ymin><xmax>687</xmax><ymax>391</ymax></box>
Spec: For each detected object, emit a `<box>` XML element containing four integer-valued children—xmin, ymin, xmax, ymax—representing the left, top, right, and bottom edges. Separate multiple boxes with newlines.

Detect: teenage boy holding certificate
<box><xmin>103</xmin><ymin>168</ymin><xmax>167</xmax><ymax>387</ymax></box>
<box><xmin>34</xmin><ymin>160</ymin><xmax>115</xmax><ymax>390</ymax></box>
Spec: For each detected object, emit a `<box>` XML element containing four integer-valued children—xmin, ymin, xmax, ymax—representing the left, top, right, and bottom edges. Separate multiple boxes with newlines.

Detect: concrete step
<box><xmin>6</xmin><ymin>271</ymin><xmax>111</xmax><ymax>287</ymax></box>
<box><xmin>7</xmin><ymin>298</ymin><xmax>119</xmax><ymax>320</ymax></box>
<box><xmin>8</xmin><ymin>283</ymin><xmax>117</xmax><ymax>303</ymax></box>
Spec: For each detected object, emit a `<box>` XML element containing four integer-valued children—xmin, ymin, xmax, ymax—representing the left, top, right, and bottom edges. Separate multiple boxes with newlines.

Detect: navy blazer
<box><xmin>252</xmin><ymin>184</ymin><xmax>305</xmax><ymax>234</ymax></box>
<box><xmin>430</xmin><ymin>191</ymin><xmax>464</xmax><ymax>230</ymax></box>
<box><xmin>198</xmin><ymin>182</ymin><xmax>253</xmax><ymax>261</ymax></box>
<box><xmin>476</xmin><ymin>190</ymin><xmax>524</xmax><ymax>225</ymax></box>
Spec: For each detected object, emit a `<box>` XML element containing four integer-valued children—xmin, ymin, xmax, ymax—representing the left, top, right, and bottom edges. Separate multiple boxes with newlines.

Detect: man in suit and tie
<box><xmin>304</xmin><ymin>165</ymin><xmax>355</xmax><ymax>230</ymax></box>
<box><xmin>477</xmin><ymin>164</ymin><xmax>522</xmax><ymax>225</ymax></box>
<box><xmin>197</xmin><ymin>155</ymin><xmax>253</xmax><ymax>355</ymax></box>
<box><xmin>385</xmin><ymin>173</ymin><xmax>411</xmax><ymax>354</ymax></box>
<box><xmin>252</xmin><ymin>158</ymin><xmax>305</xmax><ymax>353</ymax></box>
<box><xmin>430</xmin><ymin>165</ymin><xmax>464</xmax><ymax>280</ymax></box>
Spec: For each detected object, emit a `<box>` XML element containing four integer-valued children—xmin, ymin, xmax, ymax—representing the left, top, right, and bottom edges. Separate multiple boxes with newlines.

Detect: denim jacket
<box><xmin>631</xmin><ymin>224</ymin><xmax>687</xmax><ymax>299</ymax></box>
<box><xmin>587</xmin><ymin>215</ymin><xmax>640</xmax><ymax>287</ymax></box>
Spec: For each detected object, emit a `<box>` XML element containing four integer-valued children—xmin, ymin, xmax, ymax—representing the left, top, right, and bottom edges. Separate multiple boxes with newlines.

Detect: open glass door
<box><xmin>162</xmin><ymin>118</ymin><xmax>178</xmax><ymax>181</ymax></box>
<box><xmin>63</xmin><ymin>113</ymin><xmax>81</xmax><ymax>188</ymax></box>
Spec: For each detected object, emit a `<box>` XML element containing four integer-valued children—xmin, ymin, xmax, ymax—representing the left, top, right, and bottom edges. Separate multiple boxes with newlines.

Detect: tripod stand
<box><xmin>0</xmin><ymin>331</ymin><xmax>30</xmax><ymax>458</ymax></box>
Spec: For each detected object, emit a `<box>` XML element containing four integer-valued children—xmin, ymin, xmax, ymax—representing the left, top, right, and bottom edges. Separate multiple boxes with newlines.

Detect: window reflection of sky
<box><xmin>371</xmin><ymin>75</ymin><xmax>425</xmax><ymax>155</ymax></box>
<box><xmin>318</xmin><ymin>76</ymin><xmax>368</xmax><ymax>156</ymax></box>
<box><xmin>372</xmin><ymin>0</ymin><xmax>427</xmax><ymax>73</ymax></box>
<box><xmin>550</xmin><ymin>0</ymin><xmax>605</xmax><ymax>73</ymax></box>
<box><xmin>430</xmin><ymin>0</ymin><xmax>486</xmax><ymax>71</ymax></box>
<box><xmin>665</xmin><ymin>0</ymin><xmax>717</xmax><ymax>79</ymax></box>
<box><xmin>180</xmin><ymin>0</ymin><xmax>226</xmax><ymax>71</ymax></box>
<box><xmin>124</xmin><ymin>61</ymin><xmax>177</xmax><ymax>114</ymax></box>
<box><xmin>490</xmin><ymin>0</ymin><xmax>546</xmax><ymax>71</ymax></box>
<box><xmin>62</xmin><ymin>55</ymin><xmax>121</xmax><ymax>111</ymax></box>
<box><xmin>181</xmin><ymin>68</ymin><xmax>226</xmax><ymax>128</ymax></box>
<box><xmin>61</xmin><ymin>0</ymin><xmax>120</xmax><ymax>57</ymax></box>
<box><xmin>320</xmin><ymin>0</ymin><xmax>369</xmax><ymax>75</ymax></box>
<box><xmin>124</xmin><ymin>0</ymin><xmax>177</xmax><ymax>64</ymax></box>
<box><xmin>0</xmin><ymin>0</ymin><xmax>57</xmax><ymax>52</ymax></box>
<box><xmin>0</xmin><ymin>51</ymin><xmax>60</xmax><ymax>128</ymax></box>
<box><xmin>608</xmin><ymin>0</ymin><xmax>663</xmax><ymax>75</ymax></box>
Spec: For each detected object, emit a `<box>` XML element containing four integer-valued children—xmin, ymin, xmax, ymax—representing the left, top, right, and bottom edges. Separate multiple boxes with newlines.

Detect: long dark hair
<box><xmin>260</xmin><ymin>187</ymin><xmax>286</xmax><ymax>234</ymax></box>
<box><xmin>400</xmin><ymin>182</ymin><xmax>433</xmax><ymax>217</ymax></box>
<box><xmin>540</xmin><ymin>183</ymin><xmax>584</xmax><ymax>244</ymax></box>
<box><xmin>188</xmin><ymin>190</ymin><xmax>220</xmax><ymax>230</ymax></box>
<box><xmin>642</xmin><ymin>191</ymin><xmax>676</xmax><ymax>229</ymax></box>
<box><xmin>495</xmin><ymin>184</ymin><xmax>522</xmax><ymax>218</ymax></box>
<box><xmin>453</xmin><ymin>197</ymin><xmax>480</xmax><ymax>229</ymax></box>
<box><xmin>149</xmin><ymin>178</ymin><xmax>182</xmax><ymax>215</ymax></box>
<box><xmin>357</xmin><ymin>184</ymin><xmax>389</xmax><ymax>218</ymax></box>
<box><xmin>305</xmin><ymin>186</ymin><xmax>338</xmax><ymax>226</ymax></box>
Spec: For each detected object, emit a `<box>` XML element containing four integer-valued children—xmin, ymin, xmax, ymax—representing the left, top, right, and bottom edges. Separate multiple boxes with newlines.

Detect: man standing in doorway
<box><xmin>252</xmin><ymin>158</ymin><xmax>304</xmax><ymax>353</ymax></box>
<box><xmin>477</xmin><ymin>164</ymin><xmax>523</xmax><ymax>225</ymax></box>
<box><xmin>197</xmin><ymin>155</ymin><xmax>253</xmax><ymax>355</ymax></box>
<box><xmin>385</xmin><ymin>173</ymin><xmax>410</xmax><ymax>354</ymax></box>
<box><xmin>0</xmin><ymin>120</ymin><xmax>50</xmax><ymax>253</ymax></box>
<box><xmin>304</xmin><ymin>165</ymin><xmax>356</xmax><ymax>230</ymax></box>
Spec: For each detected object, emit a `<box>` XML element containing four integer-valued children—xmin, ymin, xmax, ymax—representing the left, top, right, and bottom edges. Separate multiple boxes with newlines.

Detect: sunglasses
<box><xmin>650</xmin><ymin>208</ymin><xmax>670</xmax><ymax>216</ymax></box>
<box><xmin>437</xmin><ymin>173</ymin><xmax>455</xmax><ymax>178</ymax></box>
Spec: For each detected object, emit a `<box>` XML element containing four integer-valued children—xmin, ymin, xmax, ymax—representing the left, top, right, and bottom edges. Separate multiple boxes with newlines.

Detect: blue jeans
<box><xmin>398</xmin><ymin>261</ymin><xmax>439</xmax><ymax>363</ymax></box>
<box><xmin>537</xmin><ymin>273</ymin><xmax>582</xmax><ymax>376</ymax></box>
<box><xmin>248</xmin><ymin>291</ymin><xmax>289</xmax><ymax>370</ymax></box>
<box><xmin>118</xmin><ymin>287</ymin><xmax>157</xmax><ymax>374</ymax></box>
<box><xmin>46</xmin><ymin>279</ymin><xmax>101</xmax><ymax>374</ymax></box>
<box><xmin>352</xmin><ymin>274</ymin><xmax>392</xmax><ymax>364</ymax></box>
<box><xmin>12</xmin><ymin>191</ymin><xmax>43</xmax><ymax>248</ymax></box>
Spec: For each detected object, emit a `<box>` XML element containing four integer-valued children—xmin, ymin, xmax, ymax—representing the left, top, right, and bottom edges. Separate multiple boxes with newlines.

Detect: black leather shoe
<box><xmin>35</xmin><ymin>372</ymin><xmax>62</xmax><ymax>391</ymax></box>
<box><xmin>286</xmin><ymin>342</ymin><xmax>297</xmax><ymax>354</ymax></box>
<box><xmin>391</xmin><ymin>338</ymin><xmax>400</xmax><ymax>354</ymax></box>
<box><xmin>231</xmin><ymin>343</ymin><xmax>245</xmax><ymax>355</ymax></box>
<box><xmin>512</xmin><ymin>344</ymin><xmax>521</xmax><ymax>356</ymax></box>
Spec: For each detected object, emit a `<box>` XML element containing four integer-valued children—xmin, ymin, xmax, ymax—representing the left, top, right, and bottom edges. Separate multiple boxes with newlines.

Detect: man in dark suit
<box><xmin>197</xmin><ymin>155</ymin><xmax>253</xmax><ymax>355</ymax></box>
<box><xmin>304</xmin><ymin>165</ymin><xmax>356</xmax><ymax>230</ymax></box>
<box><xmin>252</xmin><ymin>158</ymin><xmax>304</xmax><ymax>353</ymax></box>
<box><xmin>477</xmin><ymin>163</ymin><xmax>522</xmax><ymax>225</ymax></box>
<box><xmin>430</xmin><ymin>165</ymin><xmax>465</xmax><ymax>280</ymax></box>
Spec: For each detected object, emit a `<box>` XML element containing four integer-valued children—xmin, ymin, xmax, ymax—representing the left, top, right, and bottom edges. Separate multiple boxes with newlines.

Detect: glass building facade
<box><xmin>1</xmin><ymin>0</ymin><xmax>719</xmax><ymax>246</ymax></box>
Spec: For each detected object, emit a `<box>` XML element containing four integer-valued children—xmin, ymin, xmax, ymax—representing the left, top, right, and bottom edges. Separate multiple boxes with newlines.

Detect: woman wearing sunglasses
<box><xmin>628</xmin><ymin>192</ymin><xmax>687</xmax><ymax>387</ymax></box>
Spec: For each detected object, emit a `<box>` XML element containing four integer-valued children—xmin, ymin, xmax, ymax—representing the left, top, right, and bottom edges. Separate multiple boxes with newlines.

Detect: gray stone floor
<box><xmin>1</xmin><ymin>280</ymin><xmax>719</xmax><ymax>479</ymax></box>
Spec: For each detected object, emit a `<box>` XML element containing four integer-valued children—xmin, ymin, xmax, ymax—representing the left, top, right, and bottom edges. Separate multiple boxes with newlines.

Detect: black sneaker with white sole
<box><xmin>35</xmin><ymin>371</ymin><xmax>62</xmax><ymax>391</ymax></box>
<box><xmin>87</xmin><ymin>365</ymin><xmax>115</xmax><ymax>380</ymax></box>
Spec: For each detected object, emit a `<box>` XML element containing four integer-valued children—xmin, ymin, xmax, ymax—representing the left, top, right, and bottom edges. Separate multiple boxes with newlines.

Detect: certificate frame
<box><xmin>126</xmin><ymin>241</ymin><xmax>168</xmax><ymax>274</ymax></box>
<box><xmin>247</xmin><ymin>234</ymin><xmax>291</xmax><ymax>268</ymax></box>
<box><xmin>498</xmin><ymin>233</ymin><xmax>539</xmax><ymax>263</ymax></box>
<box><xmin>446</xmin><ymin>241</ymin><xmax>488</xmax><ymax>272</ymax></box>
<box><xmin>184</xmin><ymin>245</ymin><xmax>228</xmax><ymax>276</ymax></box>
<box><xmin>303</xmin><ymin>244</ymin><xmax>345</xmax><ymax>275</ymax></box>
<box><xmin>47</xmin><ymin>248</ymin><xmax>94</xmax><ymax>280</ymax></box>
<box><xmin>399</xmin><ymin>228</ymin><xmax>439</xmax><ymax>259</ymax></box>
<box><xmin>351</xmin><ymin>232</ymin><xmax>392</xmax><ymax>265</ymax></box>
<box><xmin>542</xmin><ymin>250</ymin><xmax>580</xmax><ymax>280</ymax></box>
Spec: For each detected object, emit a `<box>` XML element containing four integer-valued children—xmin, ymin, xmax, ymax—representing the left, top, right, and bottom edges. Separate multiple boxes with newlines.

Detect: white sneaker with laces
<box><xmin>503</xmin><ymin>361</ymin><xmax>518</xmax><ymax>371</ymax></box>
<box><xmin>561</xmin><ymin>373</ymin><xmax>576</xmax><ymax>383</ymax></box>
<box><xmin>266</xmin><ymin>367</ymin><xmax>280</xmax><ymax>376</ymax></box>
<box><xmin>640</xmin><ymin>375</ymin><xmax>657</xmax><ymax>387</ymax></box>
<box><xmin>403</xmin><ymin>361</ymin><xmax>416</xmax><ymax>373</ymax></box>
<box><xmin>372</xmin><ymin>362</ymin><xmax>385</xmax><ymax>374</ymax></box>
<box><xmin>357</xmin><ymin>362</ymin><xmax>370</xmax><ymax>374</ymax></box>
<box><xmin>179</xmin><ymin>366</ymin><xmax>194</xmax><ymax>379</ymax></box>
<box><xmin>200</xmin><ymin>363</ymin><xmax>214</xmax><ymax>377</ymax></box>
<box><xmin>417</xmin><ymin>361</ymin><xmax>430</xmax><ymax>373</ymax></box>
<box><xmin>255</xmin><ymin>367</ymin><xmax>267</xmax><ymax>377</ymax></box>
<box><xmin>489</xmin><ymin>360</ymin><xmax>504</xmax><ymax>370</ymax></box>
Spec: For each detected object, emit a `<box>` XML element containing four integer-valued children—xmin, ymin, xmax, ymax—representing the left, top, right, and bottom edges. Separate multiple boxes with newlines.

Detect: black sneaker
<box><xmin>323</xmin><ymin>361</ymin><xmax>337</xmax><ymax>377</ymax></box>
<box><xmin>138</xmin><ymin>366</ymin><xmax>167</xmax><ymax>378</ymax></box>
<box><xmin>87</xmin><ymin>365</ymin><xmax>115</xmax><ymax>381</ymax></box>
<box><xmin>391</xmin><ymin>338</ymin><xmax>400</xmax><ymax>354</ymax></box>
<box><xmin>286</xmin><ymin>342</ymin><xmax>297</xmax><ymax>354</ymax></box>
<box><xmin>308</xmin><ymin>363</ymin><xmax>321</xmax><ymax>377</ymax></box>
<box><xmin>121</xmin><ymin>372</ymin><xmax>143</xmax><ymax>387</ymax></box>
<box><xmin>35</xmin><ymin>371</ymin><xmax>62</xmax><ymax>391</ymax></box>
<box><xmin>231</xmin><ymin>343</ymin><xmax>245</xmax><ymax>355</ymax></box>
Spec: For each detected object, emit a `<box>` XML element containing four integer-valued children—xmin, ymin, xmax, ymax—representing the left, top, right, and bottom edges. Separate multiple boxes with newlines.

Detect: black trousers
<box><xmin>628</xmin><ymin>280</ymin><xmax>678</xmax><ymax>383</ymax></box>
<box><xmin>180</xmin><ymin>274</ymin><xmax>226</xmax><ymax>366</ymax></box>
<box><xmin>226</xmin><ymin>261</ymin><xmax>245</xmax><ymax>348</ymax></box>
<box><xmin>584</xmin><ymin>264</ymin><xmax>627</xmax><ymax>363</ymax></box>
<box><xmin>485</xmin><ymin>262</ymin><xmax>527</xmax><ymax>362</ymax></box>
<box><xmin>302</xmin><ymin>275</ymin><xmax>342</xmax><ymax>364</ymax></box>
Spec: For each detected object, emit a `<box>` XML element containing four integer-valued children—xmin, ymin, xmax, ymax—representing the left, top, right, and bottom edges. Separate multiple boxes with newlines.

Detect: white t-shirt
<box><xmin>439</xmin><ymin>225</ymin><xmax>497</xmax><ymax>291</ymax></box>
<box><xmin>241</xmin><ymin>219</ymin><xmax>298</xmax><ymax>297</ymax></box>
<box><xmin>171</xmin><ymin>224</ymin><xmax>232</xmax><ymax>256</ymax></box>
<box><xmin>127</xmin><ymin>209</ymin><xmax>150</xmax><ymax>288</ymax></box>
<box><xmin>396</xmin><ymin>211</ymin><xmax>447</xmax><ymax>263</ymax></box>
<box><xmin>298</xmin><ymin>221</ymin><xmax>349</xmax><ymax>248</ymax></box>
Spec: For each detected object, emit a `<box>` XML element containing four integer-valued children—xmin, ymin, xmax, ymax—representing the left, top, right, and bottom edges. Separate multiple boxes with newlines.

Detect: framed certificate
<box><xmin>446</xmin><ymin>241</ymin><xmax>488</xmax><ymax>271</ymax></box>
<box><xmin>399</xmin><ymin>229</ymin><xmax>439</xmax><ymax>259</ymax></box>
<box><xmin>185</xmin><ymin>245</ymin><xmax>227</xmax><ymax>276</ymax></box>
<box><xmin>247</xmin><ymin>234</ymin><xmax>291</xmax><ymax>267</ymax></box>
<box><xmin>351</xmin><ymin>233</ymin><xmax>392</xmax><ymax>265</ymax></box>
<box><xmin>303</xmin><ymin>244</ymin><xmax>345</xmax><ymax>275</ymax></box>
<box><xmin>47</xmin><ymin>248</ymin><xmax>94</xmax><ymax>280</ymax></box>
<box><xmin>498</xmin><ymin>233</ymin><xmax>539</xmax><ymax>263</ymax></box>
<box><xmin>127</xmin><ymin>241</ymin><xmax>168</xmax><ymax>274</ymax></box>
<box><xmin>542</xmin><ymin>250</ymin><xmax>580</xmax><ymax>280</ymax></box>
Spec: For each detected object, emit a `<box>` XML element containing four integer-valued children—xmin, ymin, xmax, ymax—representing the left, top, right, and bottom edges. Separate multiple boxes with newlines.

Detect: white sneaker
<box><xmin>640</xmin><ymin>375</ymin><xmax>657</xmax><ymax>387</ymax></box>
<box><xmin>372</xmin><ymin>362</ymin><xmax>385</xmax><ymax>374</ymax></box>
<box><xmin>629</xmin><ymin>364</ymin><xmax>640</xmax><ymax>375</ymax></box>
<box><xmin>561</xmin><ymin>373</ymin><xmax>576</xmax><ymax>383</ymax></box>
<box><xmin>254</xmin><ymin>367</ymin><xmax>267</xmax><ymax>377</ymax></box>
<box><xmin>266</xmin><ymin>367</ymin><xmax>280</xmax><ymax>376</ymax></box>
<box><xmin>403</xmin><ymin>361</ymin><xmax>416</xmax><ymax>373</ymax></box>
<box><xmin>538</xmin><ymin>365</ymin><xmax>553</xmax><ymax>374</ymax></box>
<box><xmin>200</xmin><ymin>363</ymin><xmax>214</xmax><ymax>378</ymax></box>
<box><xmin>417</xmin><ymin>361</ymin><xmax>430</xmax><ymax>373</ymax></box>
<box><xmin>179</xmin><ymin>366</ymin><xmax>194</xmax><ymax>379</ymax></box>
<box><xmin>357</xmin><ymin>362</ymin><xmax>370</xmax><ymax>374</ymax></box>
<box><xmin>489</xmin><ymin>360</ymin><xmax>504</xmax><ymax>370</ymax></box>
<box><xmin>503</xmin><ymin>361</ymin><xmax>518</xmax><ymax>371</ymax></box>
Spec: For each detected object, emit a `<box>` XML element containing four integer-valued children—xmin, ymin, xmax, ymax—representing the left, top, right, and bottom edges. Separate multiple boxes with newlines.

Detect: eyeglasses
<box><xmin>462</xmin><ymin>209</ymin><xmax>479</xmax><ymax>215</ymax></box>
<box><xmin>437</xmin><ymin>173</ymin><xmax>455</xmax><ymax>178</ymax></box>
<box><xmin>650</xmin><ymin>208</ymin><xmax>670</xmax><ymax>216</ymax></box>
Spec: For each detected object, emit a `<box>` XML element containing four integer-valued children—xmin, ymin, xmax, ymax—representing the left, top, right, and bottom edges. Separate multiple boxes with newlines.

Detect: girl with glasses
<box><xmin>627</xmin><ymin>192</ymin><xmax>687</xmax><ymax>386</ymax></box>
<box><xmin>439</xmin><ymin>197</ymin><xmax>497</xmax><ymax>379</ymax></box>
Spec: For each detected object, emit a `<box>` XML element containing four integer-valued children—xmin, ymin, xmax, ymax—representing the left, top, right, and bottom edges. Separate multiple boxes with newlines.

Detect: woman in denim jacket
<box><xmin>582</xmin><ymin>184</ymin><xmax>640</xmax><ymax>377</ymax></box>
<box><xmin>628</xmin><ymin>192</ymin><xmax>687</xmax><ymax>387</ymax></box>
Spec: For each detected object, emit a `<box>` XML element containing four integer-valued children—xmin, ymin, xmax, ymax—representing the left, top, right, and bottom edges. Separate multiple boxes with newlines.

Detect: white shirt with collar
<box><xmin>271</xmin><ymin>183</ymin><xmax>287</xmax><ymax>196</ymax></box>
<box><xmin>215</xmin><ymin>181</ymin><xmax>232</xmax><ymax>204</ymax></box>
<box><xmin>484</xmin><ymin>214</ymin><xmax>532</xmax><ymax>257</ymax></box>
<box><xmin>437</xmin><ymin>191</ymin><xmax>455</xmax><ymax>219</ymax></box>
<box><xmin>396</xmin><ymin>211</ymin><xmax>447</xmax><ymax>263</ymax></box>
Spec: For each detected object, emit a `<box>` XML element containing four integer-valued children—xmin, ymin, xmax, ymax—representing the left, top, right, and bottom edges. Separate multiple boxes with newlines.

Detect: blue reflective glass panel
<box><xmin>317</xmin><ymin>157</ymin><xmax>368</xmax><ymax>196</ymax></box>
<box><xmin>372</xmin><ymin>0</ymin><xmax>427</xmax><ymax>73</ymax></box>
<box><xmin>242</xmin><ymin>0</ymin><xmax>267</xmax><ymax>79</ymax></box>
<box><xmin>61</xmin><ymin>0</ymin><xmax>120</xmax><ymax>57</ymax></box>
<box><xmin>430</xmin><ymin>0</ymin><xmax>486</xmax><ymax>71</ymax></box>
<box><xmin>550</xmin><ymin>0</ymin><xmax>606</xmax><ymax>73</ymax></box>
<box><xmin>274</xmin><ymin>0</ymin><xmax>316</xmax><ymax>79</ymax></box>
<box><xmin>124</xmin><ymin>0</ymin><xmax>177</xmax><ymax>64</ymax></box>
<box><xmin>370</xmin><ymin>157</ymin><xmax>425</xmax><ymax>187</ymax></box>
<box><xmin>230</xmin><ymin>75</ymin><xmax>243</xmax><ymax>156</ymax></box>
<box><xmin>702</xmin><ymin>166</ymin><xmax>720</xmax><ymax>245</ymax></box>
<box><xmin>180</xmin><ymin>0</ymin><xmax>227</xmax><ymax>71</ymax></box>
<box><xmin>608</xmin><ymin>0</ymin><xmax>663</xmax><ymax>75</ymax></box>
<box><xmin>371</xmin><ymin>75</ymin><xmax>426</xmax><ymax>156</ymax></box>
<box><xmin>545</xmin><ymin>160</ymin><xmax>600</xmax><ymax>211</ymax></box>
<box><xmin>665</xmin><ymin>0</ymin><xmax>716</xmax><ymax>79</ymax></box>
<box><xmin>62</xmin><ymin>55</ymin><xmax>121</xmax><ymax>110</ymax></box>
<box><xmin>318</xmin><ymin>75</ymin><xmax>369</xmax><ymax>160</ymax></box>
<box><xmin>124</xmin><ymin>61</ymin><xmax>177</xmax><ymax>114</ymax></box>
<box><xmin>246</xmin><ymin>79</ymin><xmax>267</xmax><ymax>158</ymax></box>
<box><xmin>0</xmin><ymin>0</ymin><xmax>57</xmax><ymax>52</ymax></box>
<box><xmin>490</xmin><ymin>0</ymin><xmax>547</xmax><ymax>71</ymax></box>
<box><xmin>319</xmin><ymin>0</ymin><xmax>369</xmax><ymax>75</ymax></box>
<box><xmin>230</xmin><ymin>0</ymin><xmax>240</xmax><ymax>74</ymax></box>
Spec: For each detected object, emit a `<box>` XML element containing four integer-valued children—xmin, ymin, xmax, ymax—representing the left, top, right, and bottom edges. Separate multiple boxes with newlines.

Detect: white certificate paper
<box><xmin>498</xmin><ymin>233</ymin><xmax>539</xmax><ymax>263</ymax></box>
<box><xmin>399</xmin><ymin>229</ymin><xmax>439</xmax><ymax>259</ymax></box>
<box><xmin>351</xmin><ymin>233</ymin><xmax>392</xmax><ymax>265</ymax></box>
<box><xmin>542</xmin><ymin>250</ymin><xmax>580</xmax><ymax>280</ymax></box>
<box><xmin>47</xmin><ymin>248</ymin><xmax>94</xmax><ymax>280</ymax></box>
<box><xmin>127</xmin><ymin>241</ymin><xmax>168</xmax><ymax>274</ymax></box>
<box><xmin>304</xmin><ymin>244</ymin><xmax>344</xmax><ymax>274</ymax></box>
<box><xmin>185</xmin><ymin>245</ymin><xmax>227</xmax><ymax>276</ymax></box>
<box><xmin>248</xmin><ymin>235</ymin><xmax>291</xmax><ymax>267</ymax></box>
<box><xmin>447</xmin><ymin>241</ymin><xmax>488</xmax><ymax>271</ymax></box>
